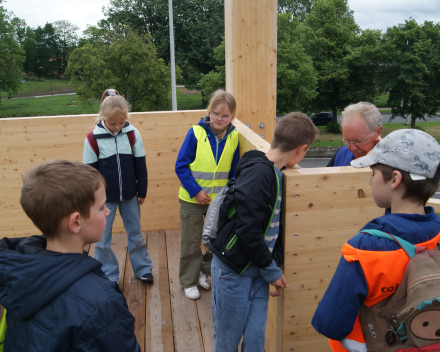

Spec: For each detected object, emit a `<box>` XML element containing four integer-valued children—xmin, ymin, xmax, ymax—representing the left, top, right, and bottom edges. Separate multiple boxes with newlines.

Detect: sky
<box><xmin>3</xmin><ymin>0</ymin><xmax>440</xmax><ymax>34</ymax></box>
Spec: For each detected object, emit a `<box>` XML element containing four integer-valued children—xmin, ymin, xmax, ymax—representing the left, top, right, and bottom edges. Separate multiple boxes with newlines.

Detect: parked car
<box><xmin>308</xmin><ymin>112</ymin><xmax>333</xmax><ymax>126</ymax></box>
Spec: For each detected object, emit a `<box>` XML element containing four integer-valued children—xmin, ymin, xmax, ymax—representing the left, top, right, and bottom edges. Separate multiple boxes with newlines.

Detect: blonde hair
<box><xmin>101</xmin><ymin>88</ymin><xmax>120</xmax><ymax>103</ymax></box>
<box><xmin>207</xmin><ymin>89</ymin><xmax>237</xmax><ymax>117</ymax></box>
<box><xmin>96</xmin><ymin>95</ymin><xmax>130</xmax><ymax>124</ymax></box>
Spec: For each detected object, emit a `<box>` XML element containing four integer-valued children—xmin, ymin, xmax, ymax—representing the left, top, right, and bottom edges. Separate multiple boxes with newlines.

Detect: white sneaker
<box><xmin>184</xmin><ymin>286</ymin><xmax>200</xmax><ymax>300</ymax></box>
<box><xmin>199</xmin><ymin>272</ymin><xmax>211</xmax><ymax>290</ymax></box>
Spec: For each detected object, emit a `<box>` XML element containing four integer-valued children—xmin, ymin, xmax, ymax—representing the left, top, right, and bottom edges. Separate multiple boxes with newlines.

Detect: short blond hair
<box><xmin>207</xmin><ymin>89</ymin><xmax>237</xmax><ymax>117</ymax></box>
<box><xmin>20</xmin><ymin>160</ymin><xmax>105</xmax><ymax>238</ymax></box>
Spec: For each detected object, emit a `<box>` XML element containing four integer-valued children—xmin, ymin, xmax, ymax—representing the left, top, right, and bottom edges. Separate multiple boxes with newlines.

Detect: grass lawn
<box><xmin>1</xmin><ymin>79</ymin><xmax>74</xmax><ymax>98</ymax></box>
<box><xmin>312</xmin><ymin>121</ymin><xmax>440</xmax><ymax>146</ymax></box>
<box><xmin>0</xmin><ymin>95</ymin><xmax>100</xmax><ymax>118</ymax></box>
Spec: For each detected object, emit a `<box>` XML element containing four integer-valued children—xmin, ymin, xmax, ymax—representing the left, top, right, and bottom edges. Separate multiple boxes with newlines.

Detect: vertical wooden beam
<box><xmin>225</xmin><ymin>0</ymin><xmax>278</xmax><ymax>143</ymax></box>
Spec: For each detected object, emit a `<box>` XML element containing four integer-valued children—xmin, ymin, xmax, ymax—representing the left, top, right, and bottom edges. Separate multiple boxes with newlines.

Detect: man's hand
<box><xmin>137</xmin><ymin>197</ymin><xmax>145</xmax><ymax>205</ymax></box>
<box><xmin>269</xmin><ymin>274</ymin><xmax>289</xmax><ymax>297</ymax></box>
<box><xmin>194</xmin><ymin>190</ymin><xmax>211</xmax><ymax>205</ymax></box>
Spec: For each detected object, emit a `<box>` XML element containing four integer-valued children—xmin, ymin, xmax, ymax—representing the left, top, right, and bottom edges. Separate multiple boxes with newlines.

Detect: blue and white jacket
<box><xmin>83</xmin><ymin>121</ymin><xmax>147</xmax><ymax>203</ymax></box>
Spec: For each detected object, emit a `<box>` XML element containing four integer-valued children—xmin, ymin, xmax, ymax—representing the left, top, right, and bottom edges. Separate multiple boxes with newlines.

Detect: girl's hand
<box><xmin>137</xmin><ymin>197</ymin><xmax>145</xmax><ymax>205</ymax></box>
<box><xmin>195</xmin><ymin>190</ymin><xmax>211</xmax><ymax>205</ymax></box>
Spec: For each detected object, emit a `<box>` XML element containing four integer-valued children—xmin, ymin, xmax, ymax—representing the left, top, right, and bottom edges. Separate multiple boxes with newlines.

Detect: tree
<box><xmin>53</xmin><ymin>20</ymin><xmax>79</xmax><ymax>76</ymax></box>
<box><xmin>278</xmin><ymin>0</ymin><xmax>314</xmax><ymax>21</ymax></box>
<box><xmin>298</xmin><ymin>0</ymin><xmax>381</xmax><ymax>122</ymax></box>
<box><xmin>66</xmin><ymin>28</ymin><xmax>171</xmax><ymax>112</ymax></box>
<box><xmin>100</xmin><ymin>0</ymin><xmax>224</xmax><ymax>89</ymax></box>
<box><xmin>381</xmin><ymin>20</ymin><xmax>440</xmax><ymax>128</ymax></box>
<box><xmin>276</xmin><ymin>12</ymin><xmax>317</xmax><ymax>114</ymax></box>
<box><xmin>0</xmin><ymin>4</ymin><xmax>25</xmax><ymax>100</ymax></box>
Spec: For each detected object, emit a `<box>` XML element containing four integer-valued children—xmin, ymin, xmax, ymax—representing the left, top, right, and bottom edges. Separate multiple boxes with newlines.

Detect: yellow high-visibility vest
<box><xmin>179</xmin><ymin>125</ymin><xmax>238</xmax><ymax>203</ymax></box>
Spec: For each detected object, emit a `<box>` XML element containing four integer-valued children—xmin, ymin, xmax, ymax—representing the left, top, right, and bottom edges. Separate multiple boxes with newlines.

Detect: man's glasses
<box><xmin>210</xmin><ymin>111</ymin><xmax>232</xmax><ymax>121</ymax></box>
<box><xmin>342</xmin><ymin>131</ymin><xmax>374</xmax><ymax>147</ymax></box>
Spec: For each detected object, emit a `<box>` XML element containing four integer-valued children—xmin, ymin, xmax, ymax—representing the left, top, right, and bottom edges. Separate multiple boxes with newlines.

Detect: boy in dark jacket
<box><xmin>211</xmin><ymin>112</ymin><xmax>319</xmax><ymax>352</ymax></box>
<box><xmin>312</xmin><ymin>129</ymin><xmax>440</xmax><ymax>352</ymax></box>
<box><xmin>0</xmin><ymin>159</ymin><xmax>141</xmax><ymax>352</ymax></box>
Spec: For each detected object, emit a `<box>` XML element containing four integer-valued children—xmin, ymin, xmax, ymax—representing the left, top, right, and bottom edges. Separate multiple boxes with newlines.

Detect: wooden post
<box><xmin>225</xmin><ymin>0</ymin><xmax>278</xmax><ymax>143</ymax></box>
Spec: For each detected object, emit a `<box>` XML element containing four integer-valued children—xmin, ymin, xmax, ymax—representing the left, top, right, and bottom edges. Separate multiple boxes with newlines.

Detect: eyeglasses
<box><xmin>342</xmin><ymin>131</ymin><xmax>374</xmax><ymax>147</ymax></box>
<box><xmin>210</xmin><ymin>111</ymin><xmax>232</xmax><ymax>121</ymax></box>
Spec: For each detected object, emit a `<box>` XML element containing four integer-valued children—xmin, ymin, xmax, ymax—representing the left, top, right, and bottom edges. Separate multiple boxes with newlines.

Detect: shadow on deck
<box><xmin>88</xmin><ymin>231</ymin><xmax>213</xmax><ymax>352</ymax></box>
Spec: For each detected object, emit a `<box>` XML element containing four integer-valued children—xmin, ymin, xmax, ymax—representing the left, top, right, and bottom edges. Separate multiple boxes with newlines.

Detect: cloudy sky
<box><xmin>3</xmin><ymin>0</ymin><xmax>440</xmax><ymax>34</ymax></box>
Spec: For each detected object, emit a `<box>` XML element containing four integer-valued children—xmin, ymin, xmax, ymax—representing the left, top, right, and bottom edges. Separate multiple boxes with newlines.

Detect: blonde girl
<box><xmin>83</xmin><ymin>93</ymin><xmax>153</xmax><ymax>283</ymax></box>
<box><xmin>175</xmin><ymin>89</ymin><xmax>239</xmax><ymax>299</ymax></box>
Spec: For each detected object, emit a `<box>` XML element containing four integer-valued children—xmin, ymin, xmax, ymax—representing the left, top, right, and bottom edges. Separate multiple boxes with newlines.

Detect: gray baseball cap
<box><xmin>351</xmin><ymin>129</ymin><xmax>440</xmax><ymax>180</ymax></box>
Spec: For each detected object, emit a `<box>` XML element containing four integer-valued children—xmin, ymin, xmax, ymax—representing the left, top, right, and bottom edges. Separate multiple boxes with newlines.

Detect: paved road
<box><xmin>298</xmin><ymin>158</ymin><xmax>440</xmax><ymax>200</ymax></box>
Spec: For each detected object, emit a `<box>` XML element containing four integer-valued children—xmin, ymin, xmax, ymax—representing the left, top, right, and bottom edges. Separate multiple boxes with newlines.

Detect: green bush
<box><xmin>325</xmin><ymin>122</ymin><xmax>341</xmax><ymax>134</ymax></box>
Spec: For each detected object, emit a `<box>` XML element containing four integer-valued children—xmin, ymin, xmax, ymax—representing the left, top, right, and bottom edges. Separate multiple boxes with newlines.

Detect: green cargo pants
<box><xmin>179</xmin><ymin>199</ymin><xmax>213</xmax><ymax>288</ymax></box>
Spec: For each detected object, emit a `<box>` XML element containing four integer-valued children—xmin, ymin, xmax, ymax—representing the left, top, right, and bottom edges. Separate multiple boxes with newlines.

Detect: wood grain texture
<box><xmin>123</xmin><ymin>233</ymin><xmax>147</xmax><ymax>352</ymax></box>
<box><xmin>145</xmin><ymin>231</ymin><xmax>174</xmax><ymax>352</ymax></box>
<box><xmin>165</xmin><ymin>230</ymin><xmax>204</xmax><ymax>352</ymax></box>
<box><xmin>225</xmin><ymin>0</ymin><xmax>277</xmax><ymax>143</ymax></box>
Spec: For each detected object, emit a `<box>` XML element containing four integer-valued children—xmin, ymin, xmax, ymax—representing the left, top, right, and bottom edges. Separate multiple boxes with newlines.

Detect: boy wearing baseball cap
<box><xmin>312</xmin><ymin>129</ymin><xmax>440</xmax><ymax>352</ymax></box>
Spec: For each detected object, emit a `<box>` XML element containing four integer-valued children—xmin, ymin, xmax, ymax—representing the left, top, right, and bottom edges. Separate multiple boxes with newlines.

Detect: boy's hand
<box><xmin>195</xmin><ymin>190</ymin><xmax>211</xmax><ymax>205</ymax></box>
<box><xmin>137</xmin><ymin>197</ymin><xmax>145</xmax><ymax>205</ymax></box>
<box><xmin>269</xmin><ymin>274</ymin><xmax>289</xmax><ymax>297</ymax></box>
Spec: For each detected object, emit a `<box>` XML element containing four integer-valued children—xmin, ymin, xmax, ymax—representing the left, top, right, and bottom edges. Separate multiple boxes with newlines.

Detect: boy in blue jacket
<box><xmin>312</xmin><ymin>129</ymin><xmax>440</xmax><ymax>352</ymax></box>
<box><xmin>0</xmin><ymin>159</ymin><xmax>141</xmax><ymax>352</ymax></box>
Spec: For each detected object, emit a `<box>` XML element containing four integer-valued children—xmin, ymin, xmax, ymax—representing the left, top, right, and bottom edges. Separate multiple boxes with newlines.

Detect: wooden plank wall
<box><xmin>0</xmin><ymin>110</ymin><xmax>203</xmax><ymax>238</ymax></box>
<box><xmin>225</xmin><ymin>0</ymin><xmax>277</xmax><ymax>143</ymax></box>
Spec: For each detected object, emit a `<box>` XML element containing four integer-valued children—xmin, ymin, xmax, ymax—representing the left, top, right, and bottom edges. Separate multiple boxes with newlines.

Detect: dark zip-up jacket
<box><xmin>83</xmin><ymin>121</ymin><xmax>147</xmax><ymax>203</ymax></box>
<box><xmin>211</xmin><ymin>150</ymin><xmax>284</xmax><ymax>274</ymax></box>
<box><xmin>0</xmin><ymin>235</ymin><xmax>141</xmax><ymax>352</ymax></box>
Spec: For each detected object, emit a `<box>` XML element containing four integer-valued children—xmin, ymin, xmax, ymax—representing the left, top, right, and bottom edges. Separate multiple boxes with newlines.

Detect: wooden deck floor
<box><xmin>88</xmin><ymin>230</ymin><xmax>213</xmax><ymax>352</ymax></box>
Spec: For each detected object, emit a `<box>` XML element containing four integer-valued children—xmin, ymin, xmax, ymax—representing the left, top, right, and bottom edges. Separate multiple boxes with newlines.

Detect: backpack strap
<box><xmin>358</xmin><ymin>229</ymin><xmax>418</xmax><ymax>258</ymax></box>
<box><xmin>86</xmin><ymin>130</ymin><xmax>136</xmax><ymax>157</ymax></box>
<box><xmin>86</xmin><ymin>131</ymin><xmax>99</xmax><ymax>157</ymax></box>
<box><xmin>127</xmin><ymin>130</ymin><xmax>135</xmax><ymax>154</ymax></box>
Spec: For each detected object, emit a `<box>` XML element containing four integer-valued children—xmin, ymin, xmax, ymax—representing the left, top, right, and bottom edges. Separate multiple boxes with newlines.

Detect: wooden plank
<box><xmin>123</xmin><ymin>233</ymin><xmax>147</xmax><ymax>352</ymax></box>
<box><xmin>165</xmin><ymin>230</ymin><xmax>204</xmax><ymax>352</ymax></box>
<box><xmin>145</xmin><ymin>231</ymin><xmax>174</xmax><ymax>352</ymax></box>
<box><xmin>225</xmin><ymin>0</ymin><xmax>277</xmax><ymax>143</ymax></box>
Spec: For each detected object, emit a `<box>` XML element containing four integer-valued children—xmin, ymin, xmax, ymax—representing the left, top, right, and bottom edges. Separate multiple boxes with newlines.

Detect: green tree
<box><xmin>0</xmin><ymin>4</ymin><xmax>25</xmax><ymax>100</ymax></box>
<box><xmin>276</xmin><ymin>12</ymin><xmax>317</xmax><ymax>114</ymax></box>
<box><xmin>66</xmin><ymin>28</ymin><xmax>171</xmax><ymax>112</ymax></box>
<box><xmin>278</xmin><ymin>0</ymin><xmax>314</xmax><ymax>21</ymax></box>
<box><xmin>381</xmin><ymin>20</ymin><xmax>440</xmax><ymax>128</ymax></box>
<box><xmin>53</xmin><ymin>20</ymin><xmax>79</xmax><ymax>76</ymax></box>
<box><xmin>100</xmin><ymin>0</ymin><xmax>224</xmax><ymax>89</ymax></box>
<box><xmin>299</xmin><ymin>0</ymin><xmax>381</xmax><ymax>122</ymax></box>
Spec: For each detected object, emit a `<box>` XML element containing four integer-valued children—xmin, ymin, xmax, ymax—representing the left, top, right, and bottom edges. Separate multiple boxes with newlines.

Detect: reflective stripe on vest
<box><xmin>178</xmin><ymin>125</ymin><xmax>238</xmax><ymax>203</ymax></box>
<box><xmin>329</xmin><ymin>230</ymin><xmax>440</xmax><ymax>352</ymax></box>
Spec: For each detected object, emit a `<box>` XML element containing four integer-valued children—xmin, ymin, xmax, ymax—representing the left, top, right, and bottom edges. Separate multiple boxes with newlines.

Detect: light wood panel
<box><xmin>0</xmin><ymin>111</ymin><xmax>203</xmax><ymax>238</ymax></box>
<box><xmin>225</xmin><ymin>0</ymin><xmax>277</xmax><ymax>143</ymax></box>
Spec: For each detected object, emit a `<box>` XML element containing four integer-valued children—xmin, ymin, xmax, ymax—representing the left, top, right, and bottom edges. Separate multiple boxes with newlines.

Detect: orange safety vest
<box><xmin>328</xmin><ymin>231</ymin><xmax>440</xmax><ymax>352</ymax></box>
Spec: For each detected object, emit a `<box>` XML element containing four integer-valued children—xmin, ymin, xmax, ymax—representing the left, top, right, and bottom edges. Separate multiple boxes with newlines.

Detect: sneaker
<box><xmin>198</xmin><ymin>272</ymin><xmax>211</xmax><ymax>290</ymax></box>
<box><xmin>184</xmin><ymin>286</ymin><xmax>200</xmax><ymax>300</ymax></box>
<box><xmin>140</xmin><ymin>273</ymin><xmax>154</xmax><ymax>283</ymax></box>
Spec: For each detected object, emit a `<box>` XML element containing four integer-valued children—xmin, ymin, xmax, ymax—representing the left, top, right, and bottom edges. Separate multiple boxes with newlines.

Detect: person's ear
<box><xmin>390</xmin><ymin>170</ymin><xmax>402</xmax><ymax>189</ymax></box>
<box><xmin>68</xmin><ymin>212</ymin><xmax>81</xmax><ymax>234</ymax></box>
<box><xmin>376</xmin><ymin>126</ymin><xmax>383</xmax><ymax>141</ymax></box>
<box><xmin>298</xmin><ymin>144</ymin><xmax>309</xmax><ymax>155</ymax></box>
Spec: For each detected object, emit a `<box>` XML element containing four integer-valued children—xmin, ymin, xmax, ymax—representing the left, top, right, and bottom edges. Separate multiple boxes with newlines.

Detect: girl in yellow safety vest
<box><xmin>175</xmin><ymin>89</ymin><xmax>239</xmax><ymax>300</ymax></box>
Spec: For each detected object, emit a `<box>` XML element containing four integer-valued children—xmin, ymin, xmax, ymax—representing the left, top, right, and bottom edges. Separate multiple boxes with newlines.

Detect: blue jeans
<box><xmin>94</xmin><ymin>195</ymin><xmax>153</xmax><ymax>281</ymax></box>
<box><xmin>211</xmin><ymin>258</ymin><xmax>269</xmax><ymax>352</ymax></box>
